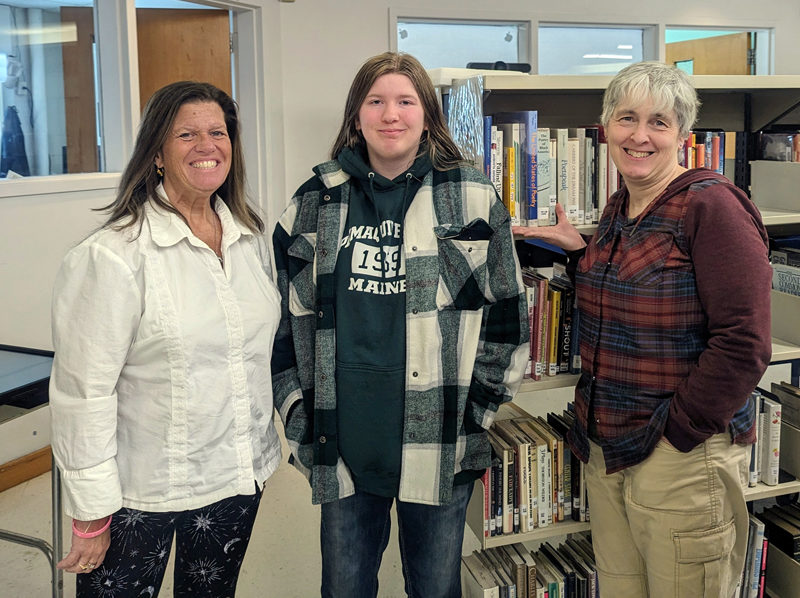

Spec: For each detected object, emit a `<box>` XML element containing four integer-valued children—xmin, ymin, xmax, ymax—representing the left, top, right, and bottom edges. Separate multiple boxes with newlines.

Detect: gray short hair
<box><xmin>600</xmin><ymin>61</ymin><xmax>700</xmax><ymax>139</ymax></box>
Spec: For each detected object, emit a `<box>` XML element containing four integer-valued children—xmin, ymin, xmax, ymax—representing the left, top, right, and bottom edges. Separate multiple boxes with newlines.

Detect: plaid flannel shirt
<box><xmin>569</xmin><ymin>170</ymin><xmax>772</xmax><ymax>473</ymax></box>
<box><xmin>271</xmin><ymin>159</ymin><xmax>529</xmax><ymax>505</ymax></box>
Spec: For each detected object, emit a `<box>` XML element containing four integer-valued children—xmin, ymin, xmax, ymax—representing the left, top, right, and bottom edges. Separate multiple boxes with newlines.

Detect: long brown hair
<box><xmin>102</xmin><ymin>81</ymin><xmax>263</xmax><ymax>232</ymax></box>
<box><xmin>330</xmin><ymin>52</ymin><xmax>464</xmax><ymax>170</ymax></box>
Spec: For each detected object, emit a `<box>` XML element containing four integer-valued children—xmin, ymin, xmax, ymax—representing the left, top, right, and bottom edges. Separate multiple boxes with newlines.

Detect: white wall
<box><xmin>277</xmin><ymin>0</ymin><xmax>800</xmax><ymax>198</ymax></box>
<box><xmin>2</xmin><ymin>0</ymin><xmax>800</xmax><ymax>352</ymax></box>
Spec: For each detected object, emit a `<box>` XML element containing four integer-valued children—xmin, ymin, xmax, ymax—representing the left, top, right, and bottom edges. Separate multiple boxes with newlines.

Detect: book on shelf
<box><xmin>540</xmin><ymin>541</ymin><xmax>580</xmax><ymax>598</ymax></box>
<box><xmin>757</xmin><ymin>506</ymin><xmax>800</xmax><ymax>560</ymax></box>
<box><xmin>768</xmin><ymin>381</ymin><xmax>800</xmax><ymax>429</ymax></box>
<box><xmin>548</xmin><ymin>138</ymin><xmax>558</xmax><ymax>226</ymax></box>
<box><xmin>564</xmin><ymin>537</ymin><xmax>598</xmax><ymax>597</ymax></box>
<box><xmin>547</xmin><ymin>411</ymin><xmax>577</xmax><ymax>521</ymax></box>
<box><xmin>531</xmin><ymin>550</ymin><xmax>561</xmax><ymax>598</ymax></box>
<box><xmin>483</xmin><ymin>116</ymin><xmax>493</xmax><ymax>178</ymax></box>
<box><xmin>596</xmin><ymin>131</ymin><xmax>609</xmax><ymax>218</ymax></box>
<box><xmin>552</xmin><ymin>128</ymin><xmax>570</xmax><ymax>225</ymax></box>
<box><xmin>545</xmin><ymin>284</ymin><xmax>562</xmax><ymax>377</ymax></box>
<box><xmin>521</xmin><ymin>270</ymin><xmax>548</xmax><ymax>381</ymax></box>
<box><xmin>745</xmin><ymin>513</ymin><xmax>765</xmax><ymax>598</ymax></box>
<box><xmin>462</xmin><ymin>553</ymin><xmax>501</xmax><ymax>598</ymax></box>
<box><xmin>508</xmin><ymin>543</ymin><xmax>538</xmax><ymax>598</ymax></box>
<box><xmin>495</xmin><ymin>111</ymin><xmax>539</xmax><ymax>225</ymax></box>
<box><xmin>584</xmin><ymin>126</ymin><xmax>599</xmax><ymax>225</ymax></box>
<box><xmin>748</xmin><ymin>390</ymin><xmax>762</xmax><ymax>487</ymax></box>
<box><xmin>772</xmin><ymin>262</ymin><xmax>800</xmax><ymax>296</ymax></box>
<box><xmin>496</xmin><ymin>546</ymin><xmax>527</xmax><ymax>598</ymax></box>
<box><xmin>525</xmin><ymin>416</ymin><xmax>562</xmax><ymax>524</ymax></box>
<box><xmin>566</xmin><ymin>135</ymin><xmax>581</xmax><ymax>225</ymax></box>
<box><xmin>771</xmin><ymin>246</ymin><xmax>800</xmax><ymax>267</ymax></box>
<box><xmin>756</xmin><ymin>533</ymin><xmax>768</xmax><ymax>598</ymax></box>
<box><xmin>497</xmin><ymin>122</ymin><xmax>520</xmax><ymax>225</ymax></box>
<box><xmin>536</xmin><ymin>126</ymin><xmax>553</xmax><ymax>227</ymax></box>
<box><xmin>481</xmin><ymin>548</ymin><xmax>518</xmax><ymax>598</ymax></box>
<box><xmin>490</xmin><ymin>126</ymin><xmax>504</xmax><ymax>200</ymax></box>
<box><xmin>513</xmin><ymin>418</ymin><xmax>550</xmax><ymax>529</ymax></box>
<box><xmin>494</xmin><ymin>419</ymin><xmax>533</xmax><ymax>533</ymax></box>
<box><xmin>569</xmin><ymin>127</ymin><xmax>587</xmax><ymax>225</ymax></box>
<box><xmin>759</xmin><ymin>394</ymin><xmax>782</xmax><ymax>486</ymax></box>
<box><xmin>488</xmin><ymin>430</ymin><xmax>512</xmax><ymax>535</ymax></box>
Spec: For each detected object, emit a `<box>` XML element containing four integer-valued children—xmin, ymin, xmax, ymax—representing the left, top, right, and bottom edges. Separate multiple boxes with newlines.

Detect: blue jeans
<box><xmin>320</xmin><ymin>482</ymin><xmax>473</xmax><ymax>598</ymax></box>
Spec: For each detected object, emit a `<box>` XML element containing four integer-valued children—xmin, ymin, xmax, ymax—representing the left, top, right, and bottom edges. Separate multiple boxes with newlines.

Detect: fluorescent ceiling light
<box><xmin>617</xmin><ymin>44</ymin><xmax>633</xmax><ymax>50</ymax></box>
<box><xmin>0</xmin><ymin>23</ymin><xmax>77</xmax><ymax>45</ymax></box>
<box><xmin>583</xmin><ymin>53</ymin><xmax>633</xmax><ymax>60</ymax></box>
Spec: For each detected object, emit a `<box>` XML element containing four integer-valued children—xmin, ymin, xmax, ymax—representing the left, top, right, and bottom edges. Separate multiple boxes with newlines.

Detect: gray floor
<box><xmin>0</xmin><ymin>421</ymin><xmax>471</xmax><ymax>597</ymax></box>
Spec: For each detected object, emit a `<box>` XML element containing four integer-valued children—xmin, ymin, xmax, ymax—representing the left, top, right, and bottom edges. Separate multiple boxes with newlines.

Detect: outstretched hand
<box><xmin>57</xmin><ymin>519</ymin><xmax>111</xmax><ymax>574</ymax></box>
<box><xmin>512</xmin><ymin>203</ymin><xmax>587</xmax><ymax>252</ymax></box>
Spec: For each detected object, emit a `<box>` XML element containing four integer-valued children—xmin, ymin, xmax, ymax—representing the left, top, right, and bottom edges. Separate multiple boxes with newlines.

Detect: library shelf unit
<box><xmin>443</xmin><ymin>69</ymin><xmax>800</xmax><ymax>567</ymax></box>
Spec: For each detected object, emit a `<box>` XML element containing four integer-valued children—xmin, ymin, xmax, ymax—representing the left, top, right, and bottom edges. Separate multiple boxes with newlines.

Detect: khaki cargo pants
<box><xmin>586</xmin><ymin>435</ymin><xmax>749</xmax><ymax>598</ymax></box>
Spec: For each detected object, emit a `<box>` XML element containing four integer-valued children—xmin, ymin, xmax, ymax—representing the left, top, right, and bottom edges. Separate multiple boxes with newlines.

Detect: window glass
<box><xmin>665</xmin><ymin>28</ymin><xmax>772</xmax><ymax>75</ymax></box>
<box><xmin>397</xmin><ymin>19</ymin><xmax>529</xmax><ymax>70</ymax></box>
<box><xmin>0</xmin><ymin>1</ymin><xmax>96</xmax><ymax>177</ymax></box>
<box><xmin>538</xmin><ymin>26</ymin><xmax>644</xmax><ymax>75</ymax></box>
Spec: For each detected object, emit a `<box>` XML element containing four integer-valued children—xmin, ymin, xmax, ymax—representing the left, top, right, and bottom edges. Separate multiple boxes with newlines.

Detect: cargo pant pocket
<box><xmin>673</xmin><ymin>517</ymin><xmax>736</xmax><ymax>598</ymax></box>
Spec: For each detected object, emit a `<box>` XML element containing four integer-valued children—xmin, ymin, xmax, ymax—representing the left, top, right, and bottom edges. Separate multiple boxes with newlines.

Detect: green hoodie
<box><xmin>333</xmin><ymin>145</ymin><xmax>431</xmax><ymax>496</ymax></box>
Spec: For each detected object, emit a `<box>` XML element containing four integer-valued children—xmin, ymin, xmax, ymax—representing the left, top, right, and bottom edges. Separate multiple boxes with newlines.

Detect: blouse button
<box><xmin>319</xmin><ymin>436</ymin><xmax>327</xmax><ymax>444</ymax></box>
<box><xmin>412</xmin><ymin>308</ymin><xmax>418</xmax><ymax>314</ymax></box>
<box><xmin>467</xmin><ymin>247</ymin><xmax>473</xmax><ymax>252</ymax></box>
<box><xmin>323</xmin><ymin>195</ymin><xmax>331</xmax><ymax>202</ymax></box>
<box><xmin>318</xmin><ymin>311</ymin><xmax>324</xmax><ymax>318</ymax></box>
<box><xmin>412</xmin><ymin>246</ymin><xmax>418</xmax><ymax>251</ymax></box>
<box><xmin>412</xmin><ymin>371</ymin><xmax>419</xmax><ymax>377</ymax></box>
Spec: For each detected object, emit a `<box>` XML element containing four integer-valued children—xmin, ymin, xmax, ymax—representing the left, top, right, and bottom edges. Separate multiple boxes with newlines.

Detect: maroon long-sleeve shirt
<box><xmin>568</xmin><ymin>169</ymin><xmax>772</xmax><ymax>473</ymax></box>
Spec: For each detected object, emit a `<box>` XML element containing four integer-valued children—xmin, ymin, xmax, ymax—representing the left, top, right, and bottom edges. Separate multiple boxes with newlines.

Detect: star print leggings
<box><xmin>76</xmin><ymin>487</ymin><xmax>262</xmax><ymax>598</ymax></box>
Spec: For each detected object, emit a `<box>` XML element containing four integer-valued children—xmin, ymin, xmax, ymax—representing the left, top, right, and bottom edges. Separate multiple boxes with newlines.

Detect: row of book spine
<box><xmin>749</xmin><ymin>382</ymin><xmax>800</xmax><ymax>487</ymax></box>
<box><xmin>481</xmin><ymin>112</ymin><xmax>616</xmax><ymax>228</ymax></box>
<box><xmin>738</xmin><ymin>502</ymin><xmax>800</xmax><ymax>598</ymax></box>
<box><xmin>482</xmin><ymin>402</ymin><xmax>588</xmax><ymax>539</ymax></box>
<box><xmin>522</xmin><ymin>264</ymin><xmax>580</xmax><ymax>381</ymax></box>
<box><xmin>680</xmin><ymin>129</ymin><xmax>728</xmax><ymax>172</ymax></box>
<box><xmin>462</xmin><ymin>533</ymin><xmax>598</xmax><ymax>598</ymax></box>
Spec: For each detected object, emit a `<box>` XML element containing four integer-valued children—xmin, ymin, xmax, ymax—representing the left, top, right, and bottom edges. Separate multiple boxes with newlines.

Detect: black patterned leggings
<box><xmin>76</xmin><ymin>487</ymin><xmax>262</xmax><ymax>598</ymax></box>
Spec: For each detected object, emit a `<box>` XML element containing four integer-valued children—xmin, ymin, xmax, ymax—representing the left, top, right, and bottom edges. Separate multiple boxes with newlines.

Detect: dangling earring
<box><xmin>155</xmin><ymin>164</ymin><xmax>164</xmax><ymax>178</ymax></box>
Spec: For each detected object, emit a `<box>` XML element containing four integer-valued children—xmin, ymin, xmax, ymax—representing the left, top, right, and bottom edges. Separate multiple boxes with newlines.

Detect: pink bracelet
<box><xmin>72</xmin><ymin>516</ymin><xmax>111</xmax><ymax>538</ymax></box>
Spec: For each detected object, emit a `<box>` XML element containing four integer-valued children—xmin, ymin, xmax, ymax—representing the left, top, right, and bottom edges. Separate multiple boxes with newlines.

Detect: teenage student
<box><xmin>271</xmin><ymin>51</ymin><xmax>530</xmax><ymax>597</ymax></box>
<box><xmin>517</xmin><ymin>61</ymin><xmax>772</xmax><ymax>597</ymax></box>
<box><xmin>50</xmin><ymin>81</ymin><xmax>283</xmax><ymax>597</ymax></box>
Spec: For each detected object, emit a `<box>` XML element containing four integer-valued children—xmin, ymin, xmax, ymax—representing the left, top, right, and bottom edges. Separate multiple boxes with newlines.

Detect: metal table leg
<box><xmin>0</xmin><ymin>455</ymin><xmax>63</xmax><ymax>597</ymax></box>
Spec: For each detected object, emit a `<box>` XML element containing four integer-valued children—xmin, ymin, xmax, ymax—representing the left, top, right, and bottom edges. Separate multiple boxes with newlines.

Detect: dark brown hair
<box><xmin>102</xmin><ymin>81</ymin><xmax>263</xmax><ymax>232</ymax></box>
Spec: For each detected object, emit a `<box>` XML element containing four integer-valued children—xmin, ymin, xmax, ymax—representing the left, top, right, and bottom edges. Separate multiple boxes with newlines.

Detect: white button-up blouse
<box><xmin>50</xmin><ymin>191</ymin><xmax>282</xmax><ymax>520</ymax></box>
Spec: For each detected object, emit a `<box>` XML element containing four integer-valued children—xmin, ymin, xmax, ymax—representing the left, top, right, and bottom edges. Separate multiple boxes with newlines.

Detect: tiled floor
<box><xmin>0</xmin><ymin>425</ymin><xmax>428</xmax><ymax>597</ymax></box>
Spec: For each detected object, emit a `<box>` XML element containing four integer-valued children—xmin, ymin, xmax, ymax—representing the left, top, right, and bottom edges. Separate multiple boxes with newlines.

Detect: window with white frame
<box><xmin>665</xmin><ymin>28</ymin><xmax>772</xmax><ymax>75</ymax></box>
<box><xmin>0</xmin><ymin>0</ymin><xmax>229</xmax><ymax>180</ymax></box>
<box><xmin>396</xmin><ymin>18</ymin><xmax>530</xmax><ymax>70</ymax></box>
<box><xmin>538</xmin><ymin>25</ymin><xmax>646</xmax><ymax>75</ymax></box>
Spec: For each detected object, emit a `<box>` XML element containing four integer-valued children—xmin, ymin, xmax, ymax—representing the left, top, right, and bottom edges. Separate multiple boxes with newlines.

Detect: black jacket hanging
<box><xmin>1</xmin><ymin>105</ymin><xmax>29</xmax><ymax>177</ymax></box>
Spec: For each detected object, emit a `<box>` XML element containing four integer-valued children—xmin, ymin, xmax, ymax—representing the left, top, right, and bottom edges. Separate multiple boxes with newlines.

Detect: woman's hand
<box><xmin>57</xmin><ymin>517</ymin><xmax>111</xmax><ymax>574</ymax></box>
<box><xmin>512</xmin><ymin>203</ymin><xmax>587</xmax><ymax>252</ymax></box>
